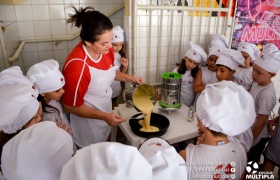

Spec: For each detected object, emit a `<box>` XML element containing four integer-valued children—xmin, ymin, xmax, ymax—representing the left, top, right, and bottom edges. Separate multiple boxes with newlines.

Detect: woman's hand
<box><xmin>132</xmin><ymin>76</ymin><xmax>144</xmax><ymax>85</ymax></box>
<box><xmin>57</xmin><ymin>120</ymin><xmax>72</xmax><ymax>135</ymax></box>
<box><xmin>103</xmin><ymin>112</ymin><xmax>126</xmax><ymax>126</ymax></box>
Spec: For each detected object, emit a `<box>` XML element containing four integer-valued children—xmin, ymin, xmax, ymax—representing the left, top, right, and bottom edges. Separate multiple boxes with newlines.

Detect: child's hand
<box><xmin>267</xmin><ymin>119</ymin><xmax>277</xmax><ymax>136</ymax></box>
<box><xmin>120</xmin><ymin>57</ymin><xmax>129</xmax><ymax>67</ymax></box>
<box><xmin>57</xmin><ymin>120</ymin><xmax>72</xmax><ymax>135</ymax></box>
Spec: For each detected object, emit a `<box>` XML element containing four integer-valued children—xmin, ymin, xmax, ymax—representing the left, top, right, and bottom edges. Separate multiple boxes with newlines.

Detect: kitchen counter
<box><xmin>112</xmin><ymin>102</ymin><xmax>199</xmax><ymax>147</ymax></box>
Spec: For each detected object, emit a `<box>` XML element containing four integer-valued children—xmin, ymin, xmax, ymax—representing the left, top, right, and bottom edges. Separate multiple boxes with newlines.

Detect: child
<box><xmin>209</xmin><ymin>33</ymin><xmax>229</xmax><ymax>49</ymax></box>
<box><xmin>0</xmin><ymin>66</ymin><xmax>41</xmax><ymax>166</ymax></box>
<box><xmin>27</xmin><ymin>60</ymin><xmax>71</xmax><ymax>131</ymax></box>
<box><xmin>193</xmin><ymin>46</ymin><xmax>224</xmax><ymax>95</ymax></box>
<box><xmin>262</xmin><ymin>101</ymin><xmax>280</xmax><ymax>175</ymax></box>
<box><xmin>215</xmin><ymin>48</ymin><xmax>244</xmax><ymax>82</ymax></box>
<box><xmin>248</xmin><ymin>43</ymin><xmax>280</xmax><ymax>164</ymax></box>
<box><xmin>234</xmin><ymin>42</ymin><xmax>260</xmax><ymax>90</ymax></box>
<box><xmin>139</xmin><ymin>137</ymin><xmax>187</xmax><ymax>179</ymax></box>
<box><xmin>193</xmin><ymin>34</ymin><xmax>228</xmax><ymax>106</ymax></box>
<box><xmin>60</xmin><ymin>142</ymin><xmax>152</xmax><ymax>180</ymax></box>
<box><xmin>179</xmin><ymin>81</ymin><xmax>256</xmax><ymax>180</ymax></box>
<box><xmin>173</xmin><ymin>41</ymin><xmax>207</xmax><ymax>107</ymax></box>
<box><xmin>1</xmin><ymin>121</ymin><xmax>73</xmax><ymax>180</ymax></box>
<box><xmin>110</xmin><ymin>26</ymin><xmax>129</xmax><ymax>108</ymax></box>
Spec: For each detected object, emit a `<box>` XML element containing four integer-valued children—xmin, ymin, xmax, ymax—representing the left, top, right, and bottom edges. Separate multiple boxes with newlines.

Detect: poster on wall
<box><xmin>231</xmin><ymin>0</ymin><xmax>280</xmax><ymax>50</ymax></box>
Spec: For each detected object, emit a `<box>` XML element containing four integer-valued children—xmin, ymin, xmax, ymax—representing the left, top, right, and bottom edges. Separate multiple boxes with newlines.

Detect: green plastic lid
<box><xmin>161</xmin><ymin>72</ymin><xmax>182</xmax><ymax>79</ymax></box>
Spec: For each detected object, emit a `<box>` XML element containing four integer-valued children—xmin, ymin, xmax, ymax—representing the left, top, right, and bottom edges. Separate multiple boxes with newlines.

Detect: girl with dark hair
<box><xmin>110</xmin><ymin>26</ymin><xmax>129</xmax><ymax>108</ymax></box>
<box><xmin>172</xmin><ymin>42</ymin><xmax>207</xmax><ymax>107</ymax></box>
<box><xmin>62</xmin><ymin>6</ymin><xmax>143</xmax><ymax>148</ymax></box>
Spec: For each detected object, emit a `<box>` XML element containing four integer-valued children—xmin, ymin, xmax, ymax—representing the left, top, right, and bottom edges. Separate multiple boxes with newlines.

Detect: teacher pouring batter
<box><xmin>62</xmin><ymin>6</ymin><xmax>143</xmax><ymax>148</ymax></box>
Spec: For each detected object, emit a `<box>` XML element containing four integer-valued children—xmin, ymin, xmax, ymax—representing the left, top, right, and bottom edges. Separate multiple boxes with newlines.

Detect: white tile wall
<box><xmin>32</xmin><ymin>5</ymin><xmax>49</xmax><ymax>20</ymax></box>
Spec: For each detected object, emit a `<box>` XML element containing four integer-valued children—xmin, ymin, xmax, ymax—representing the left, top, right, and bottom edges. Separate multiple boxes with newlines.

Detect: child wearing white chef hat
<box><xmin>60</xmin><ymin>142</ymin><xmax>153</xmax><ymax>180</ymax></box>
<box><xmin>1</xmin><ymin>121</ymin><xmax>74</xmax><ymax>180</ymax></box>
<box><xmin>233</xmin><ymin>42</ymin><xmax>260</xmax><ymax>90</ymax></box>
<box><xmin>139</xmin><ymin>137</ymin><xmax>187</xmax><ymax>180</ymax></box>
<box><xmin>209</xmin><ymin>33</ymin><xmax>229</xmax><ymax>49</ymax></box>
<box><xmin>111</xmin><ymin>26</ymin><xmax>129</xmax><ymax>108</ymax></box>
<box><xmin>193</xmin><ymin>46</ymin><xmax>228</xmax><ymax>107</ymax></box>
<box><xmin>0</xmin><ymin>66</ymin><xmax>42</xmax><ymax>168</ymax></box>
<box><xmin>248</xmin><ymin>43</ymin><xmax>280</xmax><ymax>165</ymax></box>
<box><xmin>215</xmin><ymin>48</ymin><xmax>244</xmax><ymax>82</ymax></box>
<box><xmin>173</xmin><ymin>41</ymin><xmax>207</xmax><ymax>107</ymax></box>
<box><xmin>179</xmin><ymin>81</ymin><xmax>255</xmax><ymax>180</ymax></box>
<box><xmin>27</xmin><ymin>59</ymin><xmax>71</xmax><ymax>133</ymax></box>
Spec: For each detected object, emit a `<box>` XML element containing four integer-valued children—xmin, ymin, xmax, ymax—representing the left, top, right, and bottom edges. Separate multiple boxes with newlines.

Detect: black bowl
<box><xmin>129</xmin><ymin>113</ymin><xmax>170</xmax><ymax>138</ymax></box>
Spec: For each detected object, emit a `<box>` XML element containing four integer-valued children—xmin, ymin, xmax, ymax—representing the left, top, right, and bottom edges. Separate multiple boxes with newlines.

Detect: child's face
<box><xmin>112</xmin><ymin>42</ymin><xmax>123</xmax><ymax>53</ymax></box>
<box><xmin>23</xmin><ymin>103</ymin><xmax>43</xmax><ymax>129</ymax></box>
<box><xmin>252</xmin><ymin>64</ymin><xmax>275</xmax><ymax>86</ymax></box>
<box><xmin>43</xmin><ymin>88</ymin><xmax>65</xmax><ymax>101</ymax></box>
<box><xmin>216</xmin><ymin>65</ymin><xmax>235</xmax><ymax>82</ymax></box>
<box><xmin>207</xmin><ymin>55</ymin><xmax>218</xmax><ymax>72</ymax></box>
<box><xmin>185</xmin><ymin>57</ymin><xmax>198</xmax><ymax>70</ymax></box>
<box><xmin>240</xmin><ymin>51</ymin><xmax>252</xmax><ymax>68</ymax></box>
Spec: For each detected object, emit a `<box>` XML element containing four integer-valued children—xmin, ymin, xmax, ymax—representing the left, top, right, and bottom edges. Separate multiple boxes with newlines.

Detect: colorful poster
<box><xmin>231</xmin><ymin>0</ymin><xmax>280</xmax><ymax>50</ymax></box>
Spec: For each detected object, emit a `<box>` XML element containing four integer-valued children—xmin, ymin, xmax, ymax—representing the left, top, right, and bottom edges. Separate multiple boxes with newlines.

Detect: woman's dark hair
<box><xmin>37</xmin><ymin>94</ymin><xmax>59</xmax><ymax>115</ymax></box>
<box><xmin>176</xmin><ymin>58</ymin><xmax>199</xmax><ymax>78</ymax></box>
<box><xmin>216</xmin><ymin>64</ymin><xmax>233</xmax><ymax>71</ymax></box>
<box><xmin>67</xmin><ymin>6</ymin><xmax>113</xmax><ymax>43</ymax></box>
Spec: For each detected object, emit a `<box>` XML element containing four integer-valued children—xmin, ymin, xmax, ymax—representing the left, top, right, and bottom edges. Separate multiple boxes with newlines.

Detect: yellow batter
<box><xmin>133</xmin><ymin>87</ymin><xmax>159</xmax><ymax>132</ymax></box>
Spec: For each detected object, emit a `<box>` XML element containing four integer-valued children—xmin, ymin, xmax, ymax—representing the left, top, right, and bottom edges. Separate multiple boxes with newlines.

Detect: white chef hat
<box><xmin>185</xmin><ymin>41</ymin><xmax>207</xmax><ymax>63</ymax></box>
<box><xmin>0</xmin><ymin>66</ymin><xmax>40</xmax><ymax>134</ymax></box>
<box><xmin>27</xmin><ymin>59</ymin><xmax>65</xmax><ymax>93</ymax></box>
<box><xmin>1</xmin><ymin>121</ymin><xmax>73</xmax><ymax>180</ymax></box>
<box><xmin>0</xmin><ymin>66</ymin><xmax>38</xmax><ymax>97</ymax></box>
<box><xmin>210</xmin><ymin>33</ymin><xmax>229</xmax><ymax>49</ymax></box>
<box><xmin>208</xmin><ymin>46</ymin><xmax>227</xmax><ymax>57</ymax></box>
<box><xmin>216</xmin><ymin>49</ymin><xmax>244</xmax><ymax>70</ymax></box>
<box><xmin>254</xmin><ymin>43</ymin><xmax>280</xmax><ymax>73</ymax></box>
<box><xmin>196</xmin><ymin>81</ymin><xmax>256</xmax><ymax>136</ymax></box>
<box><xmin>237</xmin><ymin>42</ymin><xmax>260</xmax><ymax>61</ymax></box>
<box><xmin>60</xmin><ymin>142</ymin><xmax>153</xmax><ymax>180</ymax></box>
<box><xmin>112</xmin><ymin>26</ymin><xmax>124</xmax><ymax>43</ymax></box>
<box><xmin>139</xmin><ymin>138</ymin><xmax>188</xmax><ymax>180</ymax></box>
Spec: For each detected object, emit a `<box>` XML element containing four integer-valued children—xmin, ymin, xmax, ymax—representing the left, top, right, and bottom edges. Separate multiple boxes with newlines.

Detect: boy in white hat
<box><xmin>234</xmin><ymin>42</ymin><xmax>260</xmax><ymax>90</ymax></box>
<box><xmin>215</xmin><ymin>48</ymin><xmax>244</xmax><ymax>82</ymax></box>
<box><xmin>60</xmin><ymin>142</ymin><xmax>153</xmax><ymax>180</ymax></box>
<box><xmin>27</xmin><ymin>59</ymin><xmax>71</xmax><ymax>133</ymax></box>
<box><xmin>248</xmin><ymin>43</ymin><xmax>280</xmax><ymax>164</ymax></box>
<box><xmin>1</xmin><ymin>121</ymin><xmax>74</xmax><ymax>180</ymax></box>
<box><xmin>179</xmin><ymin>81</ymin><xmax>256</xmax><ymax>180</ymax></box>
<box><xmin>139</xmin><ymin>137</ymin><xmax>188</xmax><ymax>180</ymax></box>
<box><xmin>173</xmin><ymin>41</ymin><xmax>207</xmax><ymax>107</ymax></box>
<box><xmin>193</xmin><ymin>46</ymin><xmax>225</xmax><ymax>107</ymax></box>
<box><xmin>110</xmin><ymin>26</ymin><xmax>129</xmax><ymax>108</ymax></box>
<box><xmin>0</xmin><ymin>66</ymin><xmax>42</xmax><ymax>164</ymax></box>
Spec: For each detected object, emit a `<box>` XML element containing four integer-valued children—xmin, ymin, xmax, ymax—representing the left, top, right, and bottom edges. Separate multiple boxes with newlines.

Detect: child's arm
<box><xmin>252</xmin><ymin>114</ymin><xmax>269</xmax><ymax>141</ymax></box>
<box><xmin>179</xmin><ymin>149</ymin><xmax>186</xmax><ymax>161</ymax></box>
<box><xmin>120</xmin><ymin>57</ymin><xmax>128</xmax><ymax>74</ymax></box>
<box><xmin>267</xmin><ymin>115</ymin><xmax>279</xmax><ymax>136</ymax></box>
<box><xmin>193</xmin><ymin>68</ymin><xmax>206</xmax><ymax>93</ymax></box>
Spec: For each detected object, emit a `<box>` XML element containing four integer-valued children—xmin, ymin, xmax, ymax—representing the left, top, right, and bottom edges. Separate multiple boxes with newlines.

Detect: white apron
<box><xmin>70</xmin><ymin>57</ymin><xmax>117</xmax><ymax>148</ymax></box>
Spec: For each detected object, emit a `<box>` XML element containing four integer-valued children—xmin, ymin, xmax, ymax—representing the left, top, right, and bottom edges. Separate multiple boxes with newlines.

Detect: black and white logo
<box><xmin>246</xmin><ymin>161</ymin><xmax>259</xmax><ymax>174</ymax></box>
